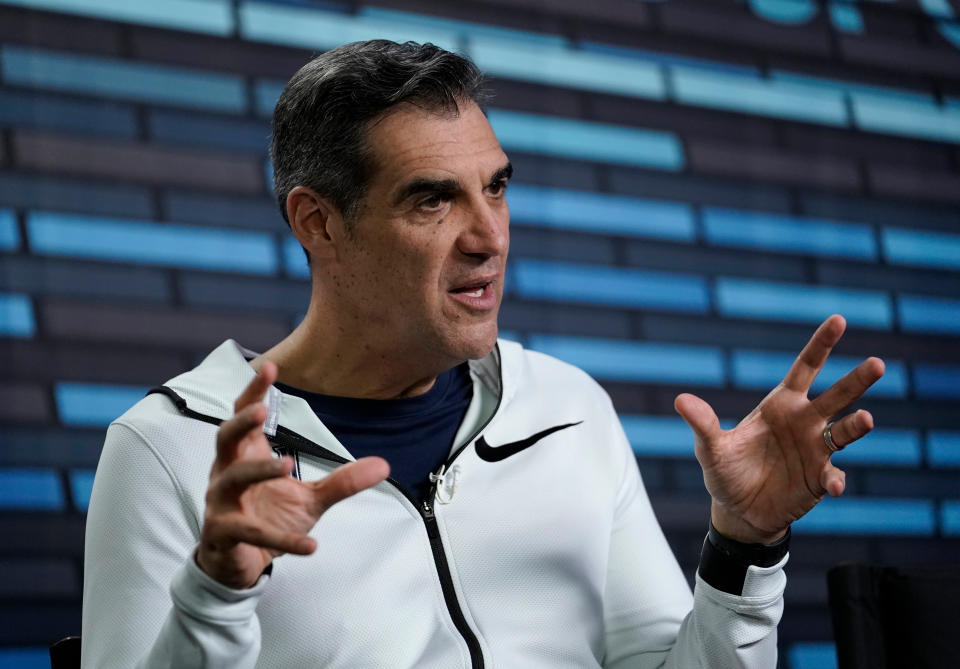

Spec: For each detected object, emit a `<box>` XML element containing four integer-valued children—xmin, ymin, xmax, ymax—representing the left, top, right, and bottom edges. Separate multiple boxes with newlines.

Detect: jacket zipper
<box><xmin>407</xmin><ymin>343</ymin><xmax>504</xmax><ymax>669</ymax></box>
<box><xmin>412</xmin><ymin>344</ymin><xmax>505</xmax><ymax>668</ymax></box>
<box><xmin>422</xmin><ymin>494</ymin><xmax>484</xmax><ymax>669</ymax></box>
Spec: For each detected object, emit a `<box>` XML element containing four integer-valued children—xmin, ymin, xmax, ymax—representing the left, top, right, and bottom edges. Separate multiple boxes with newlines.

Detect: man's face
<box><xmin>329</xmin><ymin>101</ymin><xmax>510</xmax><ymax>367</ymax></box>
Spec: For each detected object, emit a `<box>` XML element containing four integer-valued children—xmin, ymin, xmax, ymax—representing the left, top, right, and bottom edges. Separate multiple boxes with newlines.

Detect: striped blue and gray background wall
<box><xmin>1</xmin><ymin>0</ymin><xmax>959</xmax><ymax>667</ymax></box>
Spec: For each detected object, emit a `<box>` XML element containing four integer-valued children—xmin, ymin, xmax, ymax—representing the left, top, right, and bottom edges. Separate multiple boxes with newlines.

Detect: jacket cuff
<box><xmin>170</xmin><ymin>552</ymin><xmax>271</xmax><ymax>624</ymax></box>
<box><xmin>697</xmin><ymin>523</ymin><xmax>790</xmax><ymax>596</ymax></box>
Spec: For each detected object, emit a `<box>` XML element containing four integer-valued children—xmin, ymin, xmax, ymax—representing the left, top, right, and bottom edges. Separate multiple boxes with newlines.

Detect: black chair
<box><xmin>828</xmin><ymin>562</ymin><xmax>960</xmax><ymax>669</ymax></box>
<box><xmin>49</xmin><ymin>635</ymin><xmax>80</xmax><ymax>669</ymax></box>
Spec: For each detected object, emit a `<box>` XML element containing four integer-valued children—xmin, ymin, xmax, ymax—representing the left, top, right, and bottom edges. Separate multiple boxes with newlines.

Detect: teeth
<box><xmin>465</xmin><ymin>288</ymin><xmax>483</xmax><ymax>297</ymax></box>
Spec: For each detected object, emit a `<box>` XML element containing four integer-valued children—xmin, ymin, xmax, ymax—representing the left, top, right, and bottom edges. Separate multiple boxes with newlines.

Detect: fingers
<box><xmin>211</xmin><ymin>456</ymin><xmax>294</xmax><ymax>502</ymax></box>
<box><xmin>234</xmin><ymin>360</ymin><xmax>278</xmax><ymax>414</ymax></box>
<box><xmin>674</xmin><ymin>393</ymin><xmax>722</xmax><ymax>444</ymax></box>
<box><xmin>812</xmin><ymin>357</ymin><xmax>885</xmax><ymax>419</ymax></box>
<box><xmin>816</xmin><ymin>409</ymin><xmax>871</xmax><ymax>499</ymax></box>
<box><xmin>782</xmin><ymin>315</ymin><xmax>846</xmax><ymax>393</ymax></box>
<box><xmin>825</xmin><ymin>409</ymin><xmax>874</xmax><ymax>451</ymax></box>
<box><xmin>205</xmin><ymin>513</ymin><xmax>317</xmax><ymax>556</ymax></box>
<box><xmin>214</xmin><ymin>362</ymin><xmax>278</xmax><ymax>468</ymax></box>
<box><xmin>820</xmin><ymin>462</ymin><xmax>846</xmax><ymax>497</ymax></box>
<box><xmin>216</xmin><ymin>403</ymin><xmax>267</xmax><ymax>462</ymax></box>
<box><xmin>311</xmin><ymin>457</ymin><xmax>390</xmax><ymax>512</ymax></box>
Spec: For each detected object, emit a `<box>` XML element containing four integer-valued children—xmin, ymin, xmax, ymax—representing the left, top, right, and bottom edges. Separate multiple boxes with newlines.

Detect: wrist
<box><xmin>171</xmin><ymin>555</ymin><xmax>271</xmax><ymax>626</ymax></box>
<box><xmin>194</xmin><ymin>548</ymin><xmax>271</xmax><ymax>590</ymax></box>
<box><xmin>707</xmin><ymin>520</ymin><xmax>791</xmax><ymax>564</ymax></box>
<box><xmin>698</xmin><ymin>520</ymin><xmax>791</xmax><ymax>595</ymax></box>
<box><xmin>710</xmin><ymin>502</ymin><xmax>787</xmax><ymax>545</ymax></box>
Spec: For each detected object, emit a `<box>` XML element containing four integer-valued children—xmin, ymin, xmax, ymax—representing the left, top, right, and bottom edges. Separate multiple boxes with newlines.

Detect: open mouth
<box><xmin>449</xmin><ymin>279</ymin><xmax>497</xmax><ymax>309</ymax></box>
<box><xmin>451</xmin><ymin>282</ymin><xmax>490</xmax><ymax>298</ymax></box>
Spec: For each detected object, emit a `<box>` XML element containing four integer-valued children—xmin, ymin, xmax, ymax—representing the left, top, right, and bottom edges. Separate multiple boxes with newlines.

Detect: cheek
<box><xmin>405</xmin><ymin>233</ymin><xmax>449</xmax><ymax>285</ymax></box>
<box><xmin>358</xmin><ymin>224</ymin><xmax>452</xmax><ymax>302</ymax></box>
<box><xmin>385</xmin><ymin>245</ymin><xmax>444</xmax><ymax>302</ymax></box>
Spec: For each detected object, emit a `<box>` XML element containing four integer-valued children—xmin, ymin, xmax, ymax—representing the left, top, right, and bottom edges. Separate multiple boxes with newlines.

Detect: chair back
<box><xmin>49</xmin><ymin>635</ymin><xmax>80</xmax><ymax>669</ymax></box>
<box><xmin>828</xmin><ymin>563</ymin><xmax>960</xmax><ymax>669</ymax></box>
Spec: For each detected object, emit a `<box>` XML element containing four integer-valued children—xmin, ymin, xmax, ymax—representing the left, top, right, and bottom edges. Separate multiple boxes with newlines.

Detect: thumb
<box><xmin>312</xmin><ymin>457</ymin><xmax>390</xmax><ymax>512</ymax></box>
<box><xmin>674</xmin><ymin>393</ymin><xmax>722</xmax><ymax>445</ymax></box>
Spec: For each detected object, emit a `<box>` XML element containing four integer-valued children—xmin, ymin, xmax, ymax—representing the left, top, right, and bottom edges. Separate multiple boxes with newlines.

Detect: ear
<box><xmin>285</xmin><ymin>186</ymin><xmax>348</xmax><ymax>262</ymax></box>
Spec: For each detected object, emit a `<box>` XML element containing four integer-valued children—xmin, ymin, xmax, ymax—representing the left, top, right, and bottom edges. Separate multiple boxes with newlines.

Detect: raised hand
<box><xmin>674</xmin><ymin>315</ymin><xmax>884</xmax><ymax>545</ymax></box>
<box><xmin>197</xmin><ymin>360</ymin><xmax>390</xmax><ymax>589</ymax></box>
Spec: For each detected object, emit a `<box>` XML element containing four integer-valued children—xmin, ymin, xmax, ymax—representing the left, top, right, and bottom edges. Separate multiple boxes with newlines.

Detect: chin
<box><xmin>446</xmin><ymin>322</ymin><xmax>500</xmax><ymax>362</ymax></box>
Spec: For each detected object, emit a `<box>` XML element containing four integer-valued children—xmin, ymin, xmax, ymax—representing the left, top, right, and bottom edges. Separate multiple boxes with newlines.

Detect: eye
<box><xmin>418</xmin><ymin>193</ymin><xmax>451</xmax><ymax>212</ymax></box>
<box><xmin>487</xmin><ymin>179</ymin><xmax>508</xmax><ymax>197</ymax></box>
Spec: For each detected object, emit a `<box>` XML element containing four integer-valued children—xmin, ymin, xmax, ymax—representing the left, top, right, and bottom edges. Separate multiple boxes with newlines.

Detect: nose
<box><xmin>458</xmin><ymin>197</ymin><xmax>509</xmax><ymax>260</ymax></box>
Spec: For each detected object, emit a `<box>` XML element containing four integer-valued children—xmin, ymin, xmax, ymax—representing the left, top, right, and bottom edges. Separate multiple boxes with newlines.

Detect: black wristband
<box><xmin>697</xmin><ymin>522</ymin><xmax>790</xmax><ymax>596</ymax></box>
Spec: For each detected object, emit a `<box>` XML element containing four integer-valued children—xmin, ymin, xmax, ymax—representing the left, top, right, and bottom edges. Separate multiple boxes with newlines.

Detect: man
<box><xmin>81</xmin><ymin>40</ymin><xmax>884</xmax><ymax>667</ymax></box>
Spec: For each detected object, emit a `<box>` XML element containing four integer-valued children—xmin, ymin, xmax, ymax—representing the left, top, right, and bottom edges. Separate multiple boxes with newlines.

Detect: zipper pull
<box><xmin>422</xmin><ymin>497</ymin><xmax>441</xmax><ymax>540</ymax></box>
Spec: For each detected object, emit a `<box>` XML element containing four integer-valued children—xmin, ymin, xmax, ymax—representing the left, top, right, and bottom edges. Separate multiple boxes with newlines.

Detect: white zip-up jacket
<box><xmin>81</xmin><ymin>339</ymin><xmax>786</xmax><ymax>668</ymax></box>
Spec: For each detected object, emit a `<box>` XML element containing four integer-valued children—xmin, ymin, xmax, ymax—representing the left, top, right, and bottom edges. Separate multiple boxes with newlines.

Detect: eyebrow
<box><xmin>489</xmin><ymin>162</ymin><xmax>513</xmax><ymax>186</ymax></box>
<box><xmin>393</xmin><ymin>177</ymin><xmax>460</xmax><ymax>206</ymax></box>
<box><xmin>392</xmin><ymin>161</ymin><xmax>513</xmax><ymax>206</ymax></box>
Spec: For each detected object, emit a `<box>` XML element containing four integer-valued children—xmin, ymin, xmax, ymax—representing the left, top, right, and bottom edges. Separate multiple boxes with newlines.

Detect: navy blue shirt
<box><xmin>275</xmin><ymin>363</ymin><xmax>473</xmax><ymax>503</ymax></box>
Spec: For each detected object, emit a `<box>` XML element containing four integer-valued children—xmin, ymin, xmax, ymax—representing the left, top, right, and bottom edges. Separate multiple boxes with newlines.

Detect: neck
<box><xmin>250</xmin><ymin>298</ymin><xmax>451</xmax><ymax>400</ymax></box>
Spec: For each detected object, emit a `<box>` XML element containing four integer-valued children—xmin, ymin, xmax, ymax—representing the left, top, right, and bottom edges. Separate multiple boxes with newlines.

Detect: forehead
<box><xmin>364</xmin><ymin>101</ymin><xmax>507</xmax><ymax>189</ymax></box>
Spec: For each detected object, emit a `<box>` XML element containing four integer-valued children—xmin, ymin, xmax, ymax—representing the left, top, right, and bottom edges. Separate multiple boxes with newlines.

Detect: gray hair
<box><xmin>270</xmin><ymin>40</ymin><xmax>489</xmax><ymax>237</ymax></box>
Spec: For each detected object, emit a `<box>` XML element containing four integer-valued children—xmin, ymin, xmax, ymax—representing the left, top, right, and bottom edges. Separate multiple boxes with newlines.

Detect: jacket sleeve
<box><xmin>601</xmin><ymin>411</ymin><xmax>784</xmax><ymax>669</ymax></box>
<box><xmin>81</xmin><ymin>420</ymin><xmax>269</xmax><ymax>669</ymax></box>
